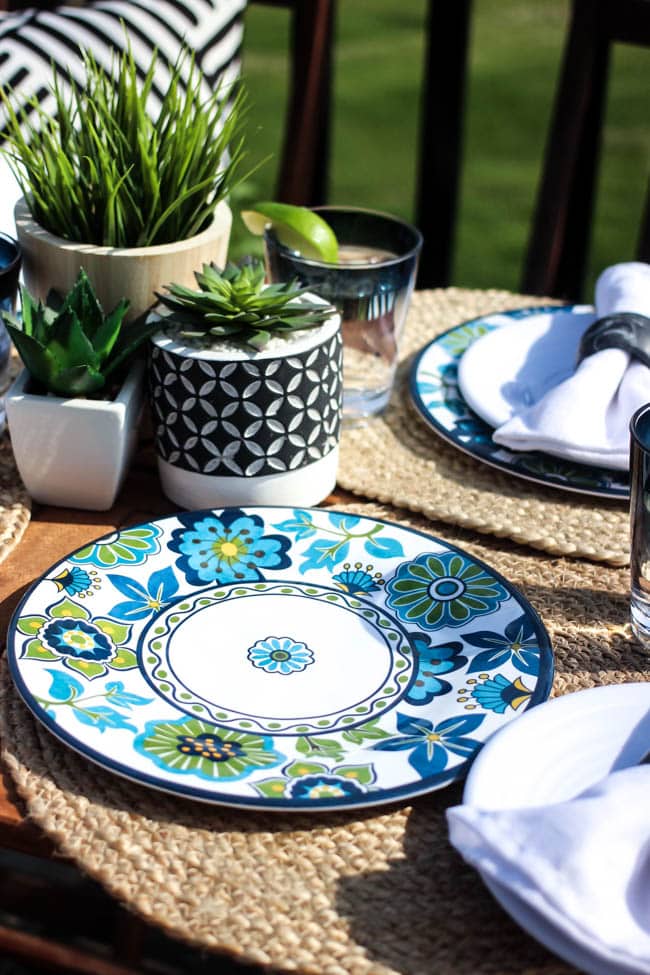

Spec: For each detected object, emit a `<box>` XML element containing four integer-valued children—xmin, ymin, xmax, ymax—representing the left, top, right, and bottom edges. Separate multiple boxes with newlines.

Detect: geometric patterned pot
<box><xmin>148</xmin><ymin>308</ymin><xmax>342</xmax><ymax>508</ymax></box>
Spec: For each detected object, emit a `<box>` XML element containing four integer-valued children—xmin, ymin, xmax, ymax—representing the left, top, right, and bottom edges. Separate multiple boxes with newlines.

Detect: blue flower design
<box><xmin>247</xmin><ymin>636</ymin><xmax>314</xmax><ymax>675</ymax></box>
<box><xmin>386</xmin><ymin>551</ymin><xmax>509</xmax><ymax>630</ymax></box>
<box><xmin>373</xmin><ymin>711</ymin><xmax>484</xmax><ymax>777</ymax></box>
<box><xmin>168</xmin><ymin>509</ymin><xmax>291</xmax><ymax>587</ymax></box>
<box><xmin>454</xmin><ymin>416</ymin><xmax>493</xmax><ymax>444</ymax></box>
<box><xmin>288</xmin><ymin>774</ymin><xmax>366</xmax><ymax>800</ymax></box>
<box><xmin>464</xmin><ymin>613</ymin><xmax>541</xmax><ymax>676</ymax></box>
<box><xmin>107</xmin><ymin>567</ymin><xmax>179</xmax><ymax>622</ymax></box>
<box><xmin>40</xmin><ymin>618</ymin><xmax>115</xmax><ymax>662</ymax></box>
<box><xmin>470</xmin><ymin>674</ymin><xmax>532</xmax><ymax>713</ymax></box>
<box><xmin>332</xmin><ymin>562</ymin><xmax>383</xmax><ymax>595</ymax></box>
<box><xmin>50</xmin><ymin>567</ymin><xmax>97</xmax><ymax>597</ymax></box>
<box><xmin>405</xmin><ymin>635</ymin><xmax>467</xmax><ymax>704</ymax></box>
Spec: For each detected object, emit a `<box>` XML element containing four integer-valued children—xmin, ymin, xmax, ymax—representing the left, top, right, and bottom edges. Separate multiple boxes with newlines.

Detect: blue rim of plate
<box><xmin>409</xmin><ymin>305</ymin><xmax>630</xmax><ymax>500</ymax></box>
<box><xmin>7</xmin><ymin>506</ymin><xmax>554</xmax><ymax>812</ymax></box>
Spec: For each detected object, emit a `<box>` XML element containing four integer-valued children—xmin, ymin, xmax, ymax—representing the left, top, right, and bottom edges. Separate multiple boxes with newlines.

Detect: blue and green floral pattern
<box><xmin>51</xmin><ymin>567</ymin><xmax>100</xmax><ymax>598</ymax></box>
<box><xmin>134</xmin><ymin>717</ymin><xmax>284</xmax><ymax>781</ymax></box>
<box><xmin>247</xmin><ymin>637</ymin><xmax>315</xmax><ymax>675</ymax></box>
<box><xmin>8</xmin><ymin>507</ymin><xmax>553</xmax><ymax>810</ymax></box>
<box><xmin>169</xmin><ymin>508</ymin><xmax>291</xmax><ymax>586</ymax></box>
<box><xmin>70</xmin><ymin>524</ymin><xmax>163</xmax><ymax>567</ymax></box>
<box><xmin>406</xmin><ymin>635</ymin><xmax>467</xmax><ymax>704</ymax></box>
<box><xmin>386</xmin><ymin>552</ymin><xmax>508</xmax><ymax>629</ymax></box>
<box><xmin>462</xmin><ymin>674</ymin><xmax>533</xmax><ymax>714</ymax></box>
<box><xmin>409</xmin><ymin>306</ymin><xmax>629</xmax><ymax>499</ymax></box>
<box><xmin>254</xmin><ymin>759</ymin><xmax>376</xmax><ymax>801</ymax></box>
<box><xmin>16</xmin><ymin>596</ymin><xmax>135</xmax><ymax>681</ymax></box>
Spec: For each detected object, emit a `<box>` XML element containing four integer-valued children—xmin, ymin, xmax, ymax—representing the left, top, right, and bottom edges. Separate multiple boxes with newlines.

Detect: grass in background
<box><xmin>236</xmin><ymin>0</ymin><xmax>649</xmax><ymax>297</ymax></box>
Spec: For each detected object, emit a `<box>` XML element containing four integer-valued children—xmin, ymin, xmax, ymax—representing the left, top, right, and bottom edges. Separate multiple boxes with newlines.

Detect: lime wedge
<box><xmin>241</xmin><ymin>202</ymin><xmax>338</xmax><ymax>263</ymax></box>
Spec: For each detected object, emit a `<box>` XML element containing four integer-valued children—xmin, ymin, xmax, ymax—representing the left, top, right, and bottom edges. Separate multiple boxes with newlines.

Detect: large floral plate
<box><xmin>7</xmin><ymin>507</ymin><xmax>553</xmax><ymax>811</ymax></box>
<box><xmin>409</xmin><ymin>306</ymin><xmax>629</xmax><ymax>499</ymax></box>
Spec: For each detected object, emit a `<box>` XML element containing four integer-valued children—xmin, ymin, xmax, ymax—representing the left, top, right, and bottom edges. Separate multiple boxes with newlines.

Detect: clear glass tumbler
<box><xmin>264</xmin><ymin>207</ymin><xmax>422</xmax><ymax>421</ymax></box>
<box><xmin>629</xmin><ymin>402</ymin><xmax>650</xmax><ymax>643</ymax></box>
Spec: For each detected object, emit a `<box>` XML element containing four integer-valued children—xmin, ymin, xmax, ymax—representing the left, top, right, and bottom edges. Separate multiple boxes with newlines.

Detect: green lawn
<box><xmin>234</xmin><ymin>0</ymin><xmax>649</xmax><ymax>297</ymax></box>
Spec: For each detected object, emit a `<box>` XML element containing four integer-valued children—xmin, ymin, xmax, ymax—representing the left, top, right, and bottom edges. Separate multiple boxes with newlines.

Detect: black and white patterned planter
<box><xmin>148</xmin><ymin>308</ymin><xmax>342</xmax><ymax>508</ymax></box>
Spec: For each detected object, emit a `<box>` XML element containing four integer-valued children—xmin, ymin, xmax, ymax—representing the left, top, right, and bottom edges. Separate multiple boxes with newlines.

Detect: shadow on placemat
<box><xmin>336</xmin><ymin>790</ymin><xmax>576</xmax><ymax>975</ymax></box>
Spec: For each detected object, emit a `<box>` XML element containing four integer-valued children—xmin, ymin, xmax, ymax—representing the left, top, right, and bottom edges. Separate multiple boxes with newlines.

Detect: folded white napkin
<box><xmin>447</xmin><ymin>766</ymin><xmax>650</xmax><ymax>972</ymax></box>
<box><xmin>492</xmin><ymin>262</ymin><xmax>650</xmax><ymax>469</ymax></box>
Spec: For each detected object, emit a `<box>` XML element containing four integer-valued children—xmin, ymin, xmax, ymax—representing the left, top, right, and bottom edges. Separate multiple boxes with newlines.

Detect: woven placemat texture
<box><xmin>1</xmin><ymin>499</ymin><xmax>646</xmax><ymax>975</ymax></box>
<box><xmin>0</xmin><ymin>436</ymin><xmax>30</xmax><ymax>564</ymax></box>
<box><xmin>0</xmin><ymin>352</ymin><xmax>30</xmax><ymax>563</ymax></box>
<box><xmin>338</xmin><ymin>288</ymin><xmax>630</xmax><ymax>566</ymax></box>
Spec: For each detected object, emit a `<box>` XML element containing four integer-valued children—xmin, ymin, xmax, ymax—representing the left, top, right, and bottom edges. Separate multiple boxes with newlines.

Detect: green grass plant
<box><xmin>1</xmin><ymin>45</ymin><xmax>247</xmax><ymax>248</ymax></box>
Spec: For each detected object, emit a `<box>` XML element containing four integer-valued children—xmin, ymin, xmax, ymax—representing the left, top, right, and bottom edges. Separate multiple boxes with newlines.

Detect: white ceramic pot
<box><xmin>148</xmin><ymin>307</ymin><xmax>343</xmax><ymax>508</ymax></box>
<box><xmin>6</xmin><ymin>360</ymin><xmax>144</xmax><ymax>510</ymax></box>
<box><xmin>14</xmin><ymin>198</ymin><xmax>232</xmax><ymax>322</ymax></box>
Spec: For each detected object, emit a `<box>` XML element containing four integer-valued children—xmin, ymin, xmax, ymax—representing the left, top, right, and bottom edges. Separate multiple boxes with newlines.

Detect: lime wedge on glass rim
<box><xmin>241</xmin><ymin>202</ymin><xmax>339</xmax><ymax>263</ymax></box>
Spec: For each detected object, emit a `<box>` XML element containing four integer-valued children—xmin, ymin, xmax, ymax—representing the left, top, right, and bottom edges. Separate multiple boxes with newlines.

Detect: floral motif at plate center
<box><xmin>139</xmin><ymin>582</ymin><xmax>414</xmax><ymax>734</ymax></box>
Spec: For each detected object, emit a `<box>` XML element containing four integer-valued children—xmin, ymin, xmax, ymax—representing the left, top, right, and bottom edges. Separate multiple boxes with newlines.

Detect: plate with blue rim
<box><xmin>7</xmin><ymin>506</ymin><xmax>553</xmax><ymax>811</ymax></box>
<box><xmin>409</xmin><ymin>305</ymin><xmax>629</xmax><ymax>500</ymax></box>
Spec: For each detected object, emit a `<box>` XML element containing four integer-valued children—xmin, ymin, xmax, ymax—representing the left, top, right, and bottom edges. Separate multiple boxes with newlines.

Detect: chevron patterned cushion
<box><xmin>0</xmin><ymin>0</ymin><xmax>246</xmax><ymax>137</ymax></box>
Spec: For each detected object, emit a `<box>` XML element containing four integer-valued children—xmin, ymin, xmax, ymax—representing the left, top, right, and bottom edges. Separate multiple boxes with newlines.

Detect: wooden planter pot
<box><xmin>14</xmin><ymin>198</ymin><xmax>232</xmax><ymax>322</ymax></box>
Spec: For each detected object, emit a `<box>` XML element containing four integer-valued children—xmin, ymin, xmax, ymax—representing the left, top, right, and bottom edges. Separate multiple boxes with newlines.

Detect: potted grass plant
<box><xmin>3</xmin><ymin>269</ymin><xmax>156</xmax><ymax>510</ymax></box>
<box><xmin>148</xmin><ymin>259</ymin><xmax>342</xmax><ymax>508</ymax></box>
<box><xmin>1</xmin><ymin>44</ymin><xmax>246</xmax><ymax>321</ymax></box>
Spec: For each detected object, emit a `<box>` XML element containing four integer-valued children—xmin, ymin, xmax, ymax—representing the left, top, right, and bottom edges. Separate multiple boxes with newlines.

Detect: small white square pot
<box><xmin>6</xmin><ymin>360</ymin><xmax>144</xmax><ymax>510</ymax></box>
<box><xmin>148</xmin><ymin>309</ymin><xmax>343</xmax><ymax>508</ymax></box>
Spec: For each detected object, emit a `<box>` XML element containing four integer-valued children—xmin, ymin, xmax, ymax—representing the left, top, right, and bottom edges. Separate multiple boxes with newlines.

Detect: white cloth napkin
<box><xmin>447</xmin><ymin>766</ymin><xmax>650</xmax><ymax>972</ymax></box>
<box><xmin>492</xmin><ymin>262</ymin><xmax>650</xmax><ymax>469</ymax></box>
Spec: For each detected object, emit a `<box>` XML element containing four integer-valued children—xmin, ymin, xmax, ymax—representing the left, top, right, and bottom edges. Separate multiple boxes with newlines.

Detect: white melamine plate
<box><xmin>409</xmin><ymin>306</ymin><xmax>628</xmax><ymax>498</ymax></box>
<box><xmin>7</xmin><ymin>506</ymin><xmax>553</xmax><ymax>811</ymax></box>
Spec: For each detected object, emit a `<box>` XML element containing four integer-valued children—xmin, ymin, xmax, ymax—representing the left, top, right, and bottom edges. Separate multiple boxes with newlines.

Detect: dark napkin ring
<box><xmin>577</xmin><ymin>312</ymin><xmax>650</xmax><ymax>368</ymax></box>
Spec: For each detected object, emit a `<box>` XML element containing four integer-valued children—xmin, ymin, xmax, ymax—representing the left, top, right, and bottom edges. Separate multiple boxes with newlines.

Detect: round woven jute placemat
<box><xmin>0</xmin><ymin>354</ymin><xmax>30</xmax><ymax>563</ymax></box>
<box><xmin>337</xmin><ymin>288</ymin><xmax>630</xmax><ymax>567</ymax></box>
<box><xmin>0</xmin><ymin>436</ymin><xmax>30</xmax><ymax>564</ymax></box>
<box><xmin>1</xmin><ymin>499</ymin><xmax>645</xmax><ymax>975</ymax></box>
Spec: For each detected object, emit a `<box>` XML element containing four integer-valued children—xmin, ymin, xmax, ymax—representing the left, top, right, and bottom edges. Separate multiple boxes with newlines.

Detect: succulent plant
<box><xmin>2</xmin><ymin>269</ymin><xmax>156</xmax><ymax>397</ymax></box>
<box><xmin>156</xmin><ymin>260</ymin><xmax>337</xmax><ymax>351</ymax></box>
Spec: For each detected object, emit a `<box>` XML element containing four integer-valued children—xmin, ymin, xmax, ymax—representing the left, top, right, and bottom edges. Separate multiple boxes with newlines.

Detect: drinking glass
<box><xmin>264</xmin><ymin>207</ymin><xmax>422</xmax><ymax>421</ymax></box>
<box><xmin>0</xmin><ymin>234</ymin><xmax>21</xmax><ymax>429</ymax></box>
<box><xmin>629</xmin><ymin>402</ymin><xmax>650</xmax><ymax>643</ymax></box>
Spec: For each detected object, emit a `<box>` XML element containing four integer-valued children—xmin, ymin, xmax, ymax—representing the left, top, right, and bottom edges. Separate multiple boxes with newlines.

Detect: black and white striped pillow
<box><xmin>0</xmin><ymin>0</ymin><xmax>246</xmax><ymax>138</ymax></box>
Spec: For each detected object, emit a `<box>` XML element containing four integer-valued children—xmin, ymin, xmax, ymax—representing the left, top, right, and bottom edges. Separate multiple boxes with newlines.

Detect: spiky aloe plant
<box><xmin>2</xmin><ymin>269</ymin><xmax>156</xmax><ymax>397</ymax></box>
<box><xmin>0</xmin><ymin>43</ymin><xmax>247</xmax><ymax>247</ymax></box>
<box><xmin>156</xmin><ymin>260</ymin><xmax>336</xmax><ymax>351</ymax></box>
